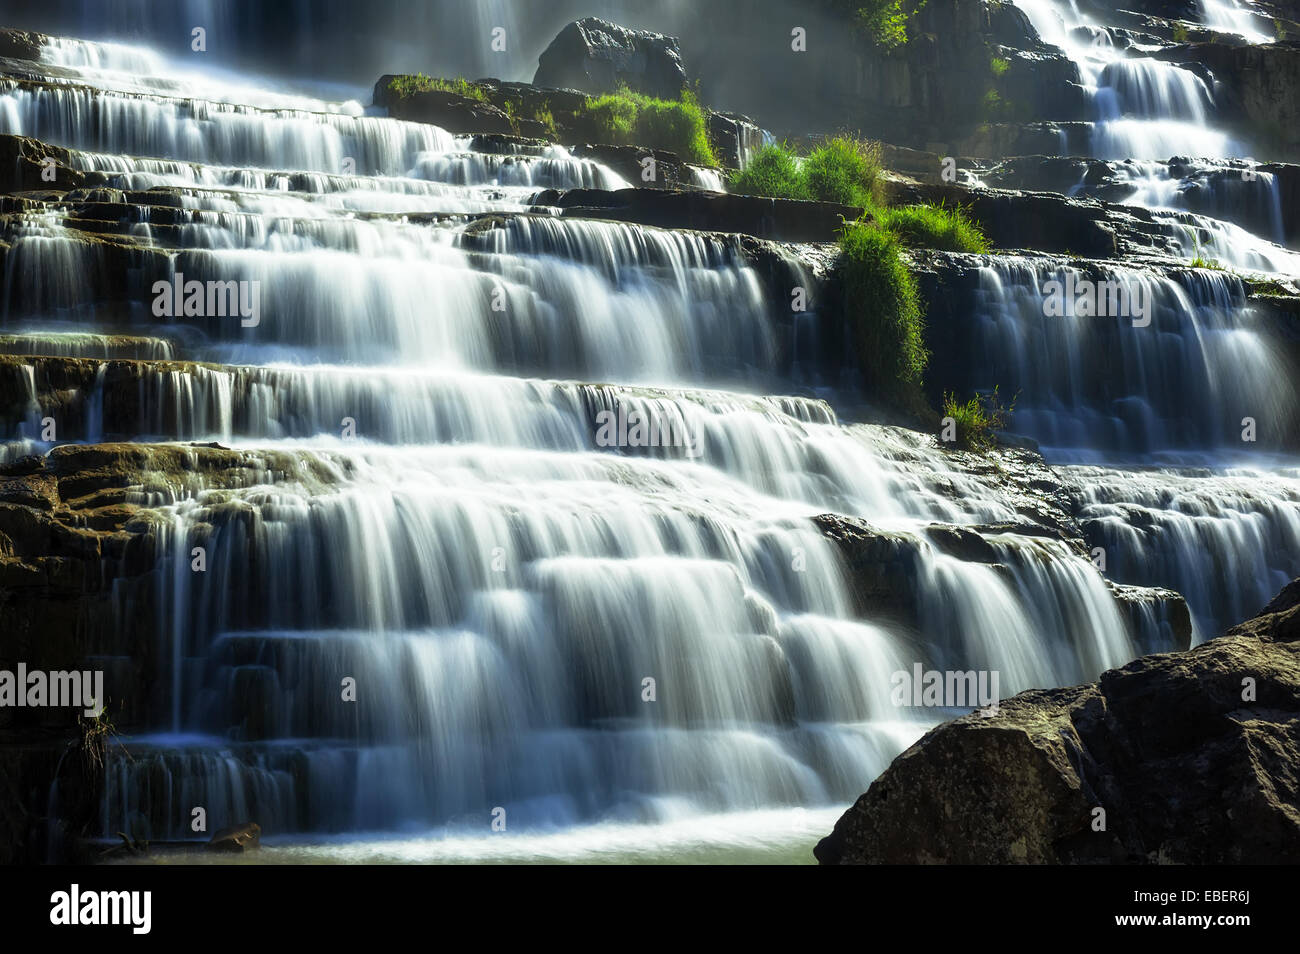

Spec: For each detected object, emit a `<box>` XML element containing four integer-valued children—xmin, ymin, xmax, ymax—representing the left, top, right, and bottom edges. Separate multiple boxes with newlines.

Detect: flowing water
<box><xmin>0</xmin><ymin>13</ymin><xmax>1293</xmax><ymax>862</ymax></box>
<box><xmin>982</xmin><ymin>0</ymin><xmax>1300</xmax><ymax>642</ymax></box>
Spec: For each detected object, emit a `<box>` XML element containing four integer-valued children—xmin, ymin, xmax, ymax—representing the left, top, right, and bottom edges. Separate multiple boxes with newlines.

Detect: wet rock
<box><xmin>0</xmin><ymin>134</ymin><xmax>92</xmax><ymax>192</ymax></box>
<box><xmin>814</xmin><ymin>514</ymin><xmax>921</xmax><ymax>626</ymax></box>
<box><xmin>706</xmin><ymin>111</ymin><xmax>765</xmax><ymax>169</ymax></box>
<box><xmin>372</xmin><ymin>80</ymin><xmax>515</xmax><ymax>136</ymax></box>
<box><xmin>951</xmin><ymin>122</ymin><xmax>1088</xmax><ymax>160</ymax></box>
<box><xmin>546</xmin><ymin>187</ymin><xmax>860</xmax><ymax>242</ymax></box>
<box><xmin>567</xmin><ymin>144</ymin><xmax>695</xmax><ymax>191</ymax></box>
<box><xmin>533</xmin><ymin>17</ymin><xmax>689</xmax><ymax>101</ymax></box>
<box><xmin>816</xmin><ymin>578</ymin><xmax>1300</xmax><ymax>864</ymax></box>
<box><xmin>0</xmin><ymin>28</ymin><xmax>46</xmax><ymax>62</ymax></box>
<box><xmin>206</xmin><ymin>822</ymin><xmax>261</xmax><ymax>852</ymax></box>
<box><xmin>885</xmin><ymin>180</ymin><xmax>1127</xmax><ymax>257</ymax></box>
<box><xmin>1109</xmin><ymin>582</ymin><xmax>1194</xmax><ymax>653</ymax></box>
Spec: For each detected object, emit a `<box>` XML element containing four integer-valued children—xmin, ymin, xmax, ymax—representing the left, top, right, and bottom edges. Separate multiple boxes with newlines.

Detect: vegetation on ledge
<box><xmin>877</xmin><ymin>202</ymin><xmax>990</xmax><ymax>253</ymax></box>
<box><xmin>580</xmin><ymin>88</ymin><xmax>718</xmax><ymax>166</ymax></box>
<box><xmin>837</xmin><ymin>219</ymin><xmax>927</xmax><ymax>398</ymax></box>
<box><xmin>824</xmin><ymin>0</ymin><xmax>930</xmax><ymax>50</ymax></box>
<box><xmin>940</xmin><ymin>387</ymin><xmax>1016</xmax><ymax>450</ymax></box>
<box><xmin>384</xmin><ymin>73</ymin><xmax>489</xmax><ymax>103</ymax></box>
<box><xmin>729</xmin><ymin>136</ymin><xmax>883</xmax><ymax>208</ymax></box>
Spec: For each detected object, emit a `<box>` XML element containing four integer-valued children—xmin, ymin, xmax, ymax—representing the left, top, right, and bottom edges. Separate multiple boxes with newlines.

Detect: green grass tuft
<box><xmin>729</xmin><ymin>136</ymin><xmax>882</xmax><ymax>208</ymax></box>
<box><xmin>876</xmin><ymin>202</ymin><xmax>990</xmax><ymax>253</ymax></box>
<box><xmin>386</xmin><ymin>74</ymin><xmax>489</xmax><ymax>103</ymax></box>
<box><xmin>837</xmin><ymin>220</ymin><xmax>928</xmax><ymax>394</ymax></box>
<box><xmin>728</xmin><ymin>143</ymin><xmax>810</xmax><ymax>200</ymax></box>
<box><xmin>941</xmin><ymin>387</ymin><xmax>1015</xmax><ymax>450</ymax></box>
<box><xmin>803</xmin><ymin>136</ymin><xmax>885</xmax><ymax>208</ymax></box>
<box><xmin>581</xmin><ymin>88</ymin><xmax>718</xmax><ymax>166</ymax></box>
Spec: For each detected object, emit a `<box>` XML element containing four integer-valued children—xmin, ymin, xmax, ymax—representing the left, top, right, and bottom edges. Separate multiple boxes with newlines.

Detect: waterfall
<box><xmin>1066</xmin><ymin>464</ymin><xmax>1300</xmax><ymax>640</ymax></box>
<box><xmin>936</xmin><ymin>252</ymin><xmax>1300</xmax><ymax>644</ymax></box>
<box><xmin>1011</xmin><ymin>0</ymin><xmax>1244</xmax><ymax>159</ymax></box>
<box><xmin>952</xmin><ymin>257</ymin><xmax>1296</xmax><ymax>456</ymax></box>
<box><xmin>1199</xmin><ymin>0</ymin><xmax>1272</xmax><ymax>43</ymax></box>
<box><xmin>0</xmin><ymin>24</ymin><xmax>1274</xmax><ymax>860</ymax></box>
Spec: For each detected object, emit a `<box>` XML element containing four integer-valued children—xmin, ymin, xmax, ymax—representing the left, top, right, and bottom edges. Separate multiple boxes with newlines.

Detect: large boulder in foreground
<box><xmin>815</xmin><ymin>580</ymin><xmax>1300</xmax><ymax>864</ymax></box>
<box><xmin>533</xmin><ymin>17</ymin><xmax>688</xmax><ymax>100</ymax></box>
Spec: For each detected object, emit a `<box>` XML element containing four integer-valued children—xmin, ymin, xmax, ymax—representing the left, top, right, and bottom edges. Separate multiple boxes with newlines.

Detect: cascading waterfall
<box><xmin>944</xmin><ymin>252</ymin><xmax>1299</xmax><ymax>644</ymax></box>
<box><xmin>1011</xmin><ymin>0</ymin><xmax>1243</xmax><ymax>159</ymax></box>
<box><xmin>983</xmin><ymin>1</ymin><xmax>1300</xmax><ymax>653</ymax></box>
<box><xmin>1065</xmin><ymin>464</ymin><xmax>1300</xmax><ymax>640</ymax></box>
<box><xmin>0</xmin><ymin>25</ymin><xmax>1274</xmax><ymax>860</ymax></box>
<box><xmin>1199</xmin><ymin>0</ymin><xmax>1272</xmax><ymax>43</ymax></box>
<box><xmin>957</xmin><ymin>258</ymin><xmax>1296</xmax><ymax>456</ymax></box>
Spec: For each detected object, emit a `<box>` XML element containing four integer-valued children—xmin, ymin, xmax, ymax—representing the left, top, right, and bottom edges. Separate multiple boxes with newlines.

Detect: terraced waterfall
<box><xmin>0</xmin><ymin>0</ymin><xmax>1296</xmax><ymax>865</ymax></box>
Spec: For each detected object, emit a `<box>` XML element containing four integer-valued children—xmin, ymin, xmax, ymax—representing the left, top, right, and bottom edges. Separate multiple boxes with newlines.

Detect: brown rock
<box><xmin>816</xmin><ymin>578</ymin><xmax>1300</xmax><ymax>864</ymax></box>
<box><xmin>206</xmin><ymin>822</ymin><xmax>262</xmax><ymax>852</ymax></box>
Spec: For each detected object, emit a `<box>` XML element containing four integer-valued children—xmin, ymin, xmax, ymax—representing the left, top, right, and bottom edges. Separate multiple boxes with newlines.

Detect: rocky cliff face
<box><xmin>815</xmin><ymin>578</ymin><xmax>1300</xmax><ymax>864</ymax></box>
<box><xmin>533</xmin><ymin>17</ymin><xmax>690</xmax><ymax>100</ymax></box>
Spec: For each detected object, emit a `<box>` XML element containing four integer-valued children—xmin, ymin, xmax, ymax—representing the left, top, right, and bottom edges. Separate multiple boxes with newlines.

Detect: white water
<box><xmin>0</xmin><ymin>25</ymin><xmax>1284</xmax><ymax>860</ymax></box>
<box><xmin>1199</xmin><ymin>0</ymin><xmax>1272</xmax><ymax>43</ymax></box>
<box><xmin>991</xmin><ymin>3</ymin><xmax>1299</xmax><ymax>645</ymax></box>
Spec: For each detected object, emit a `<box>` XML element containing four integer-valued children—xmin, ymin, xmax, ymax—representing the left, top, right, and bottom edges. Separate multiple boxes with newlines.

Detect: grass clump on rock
<box><xmin>385</xmin><ymin>74</ymin><xmax>489</xmax><ymax>103</ymax></box>
<box><xmin>876</xmin><ymin>202</ymin><xmax>990</xmax><ymax>253</ymax></box>
<box><xmin>729</xmin><ymin>143</ymin><xmax>809</xmax><ymax>200</ymax></box>
<box><xmin>837</xmin><ymin>220</ymin><xmax>928</xmax><ymax>397</ymax></box>
<box><xmin>804</xmin><ymin>136</ymin><xmax>885</xmax><ymax>208</ymax></box>
<box><xmin>728</xmin><ymin>141</ymin><xmax>806</xmax><ymax>200</ymax></box>
<box><xmin>940</xmin><ymin>387</ymin><xmax>1016</xmax><ymax>450</ymax></box>
<box><xmin>730</xmin><ymin>136</ymin><xmax>883</xmax><ymax>208</ymax></box>
<box><xmin>581</xmin><ymin>88</ymin><xmax>718</xmax><ymax>166</ymax></box>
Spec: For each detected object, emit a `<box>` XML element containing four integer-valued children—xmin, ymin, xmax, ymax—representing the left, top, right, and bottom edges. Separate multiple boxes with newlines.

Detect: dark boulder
<box><xmin>815</xmin><ymin>578</ymin><xmax>1300</xmax><ymax>864</ymax></box>
<box><xmin>0</xmin><ymin>28</ymin><xmax>45</xmax><ymax>62</ymax></box>
<box><xmin>533</xmin><ymin>17</ymin><xmax>689</xmax><ymax>100</ymax></box>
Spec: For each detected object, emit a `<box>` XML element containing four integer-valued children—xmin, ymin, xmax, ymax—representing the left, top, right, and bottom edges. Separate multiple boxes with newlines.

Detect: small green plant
<box><xmin>941</xmin><ymin>387</ymin><xmax>1016</xmax><ymax>450</ymax></box>
<box><xmin>580</xmin><ymin>88</ymin><xmax>717</xmax><ymax>166</ymax></box>
<box><xmin>728</xmin><ymin>143</ymin><xmax>809</xmax><ymax>200</ymax></box>
<box><xmin>1184</xmin><ymin>226</ymin><xmax>1223</xmax><ymax>270</ymax></box>
<box><xmin>838</xmin><ymin>220</ymin><xmax>928</xmax><ymax>395</ymax></box>
<box><xmin>877</xmin><ymin>202</ymin><xmax>990</xmax><ymax>252</ymax></box>
<box><xmin>804</xmin><ymin>135</ymin><xmax>885</xmax><ymax>208</ymax></box>
<box><xmin>1172</xmin><ymin>22</ymin><xmax>1189</xmax><ymax>43</ymax></box>
<box><xmin>533</xmin><ymin>103</ymin><xmax>557</xmax><ymax>139</ymax></box>
<box><xmin>990</xmin><ymin>56</ymin><xmax>1010</xmax><ymax>78</ymax></box>
<box><xmin>830</xmin><ymin>0</ymin><xmax>931</xmax><ymax>50</ymax></box>
<box><xmin>729</xmin><ymin>136</ymin><xmax>882</xmax><ymax>208</ymax></box>
<box><xmin>77</xmin><ymin>703</ymin><xmax>124</xmax><ymax>774</ymax></box>
<box><xmin>982</xmin><ymin>87</ymin><xmax>1008</xmax><ymax>120</ymax></box>
<box><xmin>1275</xmin><ymin>18</ymin><xmax>1286</xmax><ymax>41</ymax></box>
<box><xmin>385</xmin><ymin>74</ymin><xmax>489</xmax><ymax>103</ymax></box>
